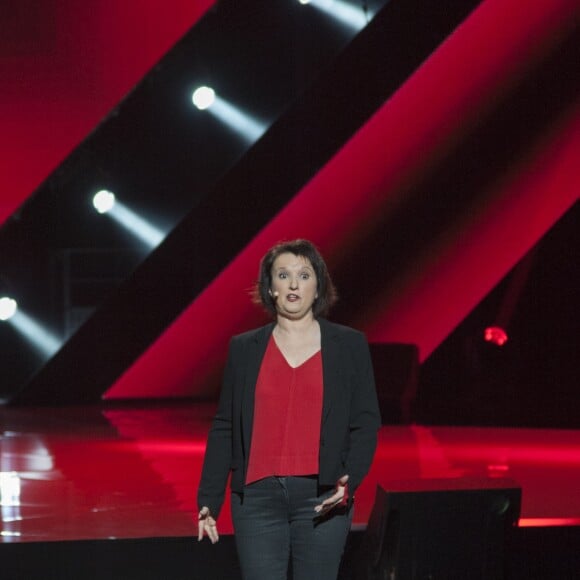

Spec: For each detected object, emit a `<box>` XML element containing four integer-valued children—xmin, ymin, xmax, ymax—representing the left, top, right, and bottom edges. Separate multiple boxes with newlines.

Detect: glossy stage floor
<box><xmin>2</xmin><ymin>402</ymin><xmax>579</xmax><ymax>543</ymax></box>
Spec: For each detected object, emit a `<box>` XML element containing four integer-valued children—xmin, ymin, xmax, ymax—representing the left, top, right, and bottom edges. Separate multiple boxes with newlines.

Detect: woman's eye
<box><xmin>278</xmin><ymin>272</ymin><xmax>287</xmax><ymax>279</ymax></box>
<box><xmin>300</xmin><ymin>273</ymin><xmax>310</xmax><ymax>279</ymax></box>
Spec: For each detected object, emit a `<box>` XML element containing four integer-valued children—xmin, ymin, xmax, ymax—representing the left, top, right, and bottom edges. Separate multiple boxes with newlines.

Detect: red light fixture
<box><xmin>484</xmin><ymin>326</ymin><xmax>508</xmax><ymax>346</ymax></box>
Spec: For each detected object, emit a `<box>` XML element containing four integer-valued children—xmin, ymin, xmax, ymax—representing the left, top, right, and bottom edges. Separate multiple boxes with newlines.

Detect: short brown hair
<box><xmin>254</xmin><ymin>239</ymin><xmax>337</xmax><ymax>318</ymax></box>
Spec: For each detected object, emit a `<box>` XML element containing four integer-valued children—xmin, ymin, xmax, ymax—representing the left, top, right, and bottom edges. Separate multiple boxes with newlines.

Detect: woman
<box><xmin>197</xmin><ymin>239</ymin><xmax>380</xmax><ymax>580</ymax></box>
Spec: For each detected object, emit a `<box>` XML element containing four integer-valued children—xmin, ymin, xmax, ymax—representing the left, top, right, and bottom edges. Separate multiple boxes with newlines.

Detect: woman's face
<box><xmin>270</xmin><ymin>253</ymin><xmax>318</xmax><ymax>320</ymax></box>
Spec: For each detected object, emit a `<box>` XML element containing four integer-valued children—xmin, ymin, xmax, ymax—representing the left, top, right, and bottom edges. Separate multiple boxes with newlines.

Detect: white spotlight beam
<box><xmin>107</xmin><ymin>200</ymin><xmax>165</xmax><ymax>249</ymax></box>
<box><xmin>9</xmin><ymin>310</ymin><xmax>62</xmax><ymax>358</ymax></box>
<box><xmin>208</xmin><ymin>96</ymin><xmax>267</xmax><ymax>144</ymax></box>
<box><xmin>301</xmin><ymin>0</ymin><xmax>371</xmax><ymax>32</ymax></box>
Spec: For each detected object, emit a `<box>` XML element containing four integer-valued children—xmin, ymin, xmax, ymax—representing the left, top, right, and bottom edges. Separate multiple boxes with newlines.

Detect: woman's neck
<box><xmin>275</xmin><ymin>313</ymin><xmax>318</xmax><ymax>337</ymax></box>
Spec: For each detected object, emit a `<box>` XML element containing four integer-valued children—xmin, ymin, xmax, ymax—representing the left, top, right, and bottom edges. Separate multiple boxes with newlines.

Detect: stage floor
<box><xmin>1</xmin><ymin>403</ymin><xmax>579</xmax><ymax>543</ymax></box>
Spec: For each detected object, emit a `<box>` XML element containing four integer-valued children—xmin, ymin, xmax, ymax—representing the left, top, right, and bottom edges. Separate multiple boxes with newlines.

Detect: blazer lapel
<box><xmin>320</xmin><ymin>318</ymin><xmax>342</xmax><ymax>424</ymax></box>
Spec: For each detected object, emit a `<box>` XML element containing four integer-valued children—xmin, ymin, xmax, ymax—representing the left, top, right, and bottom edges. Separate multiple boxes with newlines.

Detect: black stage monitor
<box><xmin>355</xmin><ymin>478</ymin><xmax>521</xmax><ymax>580</ymax></box>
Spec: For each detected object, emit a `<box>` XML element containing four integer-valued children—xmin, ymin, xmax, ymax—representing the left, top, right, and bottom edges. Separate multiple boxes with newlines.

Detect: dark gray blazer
<box><xmin>197</xmin><ymin>318</ymin><xmax>381</xmax><ymax>518</ymax></box>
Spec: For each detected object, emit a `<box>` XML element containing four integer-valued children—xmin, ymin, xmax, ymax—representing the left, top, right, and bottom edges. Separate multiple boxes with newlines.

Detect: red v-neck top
<box><xmin>245</xmin><ymin>335</ymin><xmax>323</xmax><ymax>485</ymax></box>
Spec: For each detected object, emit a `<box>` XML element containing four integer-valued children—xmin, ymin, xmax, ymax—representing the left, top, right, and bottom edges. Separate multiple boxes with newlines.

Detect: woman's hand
<box><xmin>198</xmin><ymin>506</ymin><xmax>219</xmax><ymax>543</ymax></box>
<box><xmin>314</xmin><ymin>474</ymin><xmax>349</xmax><ymax>516</ymax></box>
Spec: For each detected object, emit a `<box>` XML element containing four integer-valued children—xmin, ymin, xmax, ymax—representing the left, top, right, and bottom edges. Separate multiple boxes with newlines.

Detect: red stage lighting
<box><xmin>484</xmin><ymin>326</ymin><xmax>508</xmax><ymax>346</ymax></box>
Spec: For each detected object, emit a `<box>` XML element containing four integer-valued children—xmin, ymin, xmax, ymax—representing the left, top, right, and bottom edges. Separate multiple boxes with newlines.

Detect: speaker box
<box><xmin>370</xmin><ymin>343</ymin><xmax>420</xmax><ymax>424</ymax></box>
<box><xmin>355</xmin><ymin>478</ymin><xmax>521</xmax><ymax>580</ymax></box>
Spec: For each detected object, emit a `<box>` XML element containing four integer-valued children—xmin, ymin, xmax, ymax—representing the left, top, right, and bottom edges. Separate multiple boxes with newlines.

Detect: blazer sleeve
<box><xmin>344</xmin><ymin>331</ymin><xmax>381</xmax><ymax>493</ymax></box>
<box><xmin>197</xmin><ymin>338</ymin><xmax>237</xmax><ymax>518</ymax></box>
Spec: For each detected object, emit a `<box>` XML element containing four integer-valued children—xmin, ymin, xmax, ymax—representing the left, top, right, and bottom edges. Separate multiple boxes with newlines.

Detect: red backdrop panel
<box><xmin>0</xmin><ymin>0</ymin><xmax>214</xmax><ymax>225</ymax></box>
<box><xmin>104</xmin><ymin>0</ymin><xmax>579</xmax><ymax>399</ymax></box>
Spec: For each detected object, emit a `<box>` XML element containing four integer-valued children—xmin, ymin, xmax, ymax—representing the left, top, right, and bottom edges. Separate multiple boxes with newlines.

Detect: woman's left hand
<box><xmin>314</xmin><ymin>474</ymin><xmax>349</xmax><ymax>516</ymax></box>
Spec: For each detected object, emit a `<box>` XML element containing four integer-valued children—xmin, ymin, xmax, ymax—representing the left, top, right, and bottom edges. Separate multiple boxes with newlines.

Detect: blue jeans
<box><xmin>231</xmin><ymin>476</ymin><xmax>352</xmax><ymax>580</ymax></box>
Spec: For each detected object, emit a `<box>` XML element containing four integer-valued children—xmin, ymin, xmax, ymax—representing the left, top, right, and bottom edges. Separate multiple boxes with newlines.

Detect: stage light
<box><xmin>93</xmin><ymin>190</ymin><xmax>116</xmax><ymax>214</ymax></box>
<box><xmin>201</xmin><ymin>96</ymin><xmax>266</xmax><ymax>144</ymax></box>
<box><xmin>210</xmin><ymin>96</ymin><xmax>266</xmax><ymax>143</ymax></box>
<box><xmin>92</xmin><ymin>192</ymin><xmax>165</xmax><ymax>249</ymax></box>
<box><xmin>298</xmin><ymin>0</ymin><xmax>371</xmax><ymax>32</ymax></box>
<box><xmin>192</xmin><ymin>86</ymin><xmax>215</xmax><ymax>110</ymax></box>
<box><xmin>192</xmin><ymin>85</ymin><xmax>266</xmax><ymax>143</ymax></box>
<box><xmin>5</xmin><ymin>309</ymin><xmax>62</xmax><ymax>358</ymax></box>
<box><xmin>107</xmin><ymin>201</ymin><xmax>165</xmax><ymax>248</ymax></box>
<box><xmin>0</xmin><ymin>297</ymin><xmax>17</xmax><ymax>321</ymax></box>
<box><xmin>484</xmin><ymin>326</ymin><xmax>508</xmax><ymax>346</ymax></box>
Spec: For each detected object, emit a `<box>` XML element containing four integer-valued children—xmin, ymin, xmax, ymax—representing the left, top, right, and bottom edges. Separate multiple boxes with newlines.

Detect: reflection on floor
<box><xmin>1</xmin><ymin>404</ymin><xmax>579</xmax><ymax>543</ymax></box>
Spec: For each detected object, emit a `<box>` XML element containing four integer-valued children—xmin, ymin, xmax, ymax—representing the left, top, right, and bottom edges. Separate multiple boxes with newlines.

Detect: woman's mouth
<box><xmin>286</xmin><ymin>294</ymin><xmax>300</xmax><ymax>302</ymax></box>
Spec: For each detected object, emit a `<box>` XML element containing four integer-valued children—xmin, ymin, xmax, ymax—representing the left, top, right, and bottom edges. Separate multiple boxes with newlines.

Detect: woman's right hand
<box><xmin>197</xmin><ymin>506</ymin><xmax>219</xmax><ymax>543</ymax></box>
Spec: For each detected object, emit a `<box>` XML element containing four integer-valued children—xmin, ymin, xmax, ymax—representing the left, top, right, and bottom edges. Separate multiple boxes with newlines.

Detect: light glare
<box><xmin>93</xmin><ymin>190</ymin><xmax>116</xmax><ymax>214</ymax></box>
<box><xmin>107</xmin><ymin>201</ymin><xmax>165</xmax><ymax>248</ymax></box>
<box><xmin>93</xmin><ymin>191</ymin><xmax>165</xmax><ymax>249</ymax></box>
<box><xmin>208</xmin><ymin>95</ymin><xmax>266</xmax><ymax>143</ymax></box>
<box><xmin>0</xmin><ymin>297</ymin><xmax>17</xmax><ymax>321</ymax></box>
<box><xmin>0</xmin><ymin>472</ymin><xmax>21</xmax><ymax>508</ymax></box>
<box><xmin>192</xmin><ymin>86</ymin><xmax>216</xmax><ymax>110</ymax></box>
<box><xmin>9</xmin><ymin>310</ymin><xmax>62</xmax><ymax>357</ymax></box>
<box><xmin>191</xmin><ymin>86</ymin><xmax>266</xmax><ymax>143</ymax></box>
<box><xmin>300</xmin><ymin>0</ymin><xmax>371</xmax><ymax>32</ymax></box>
